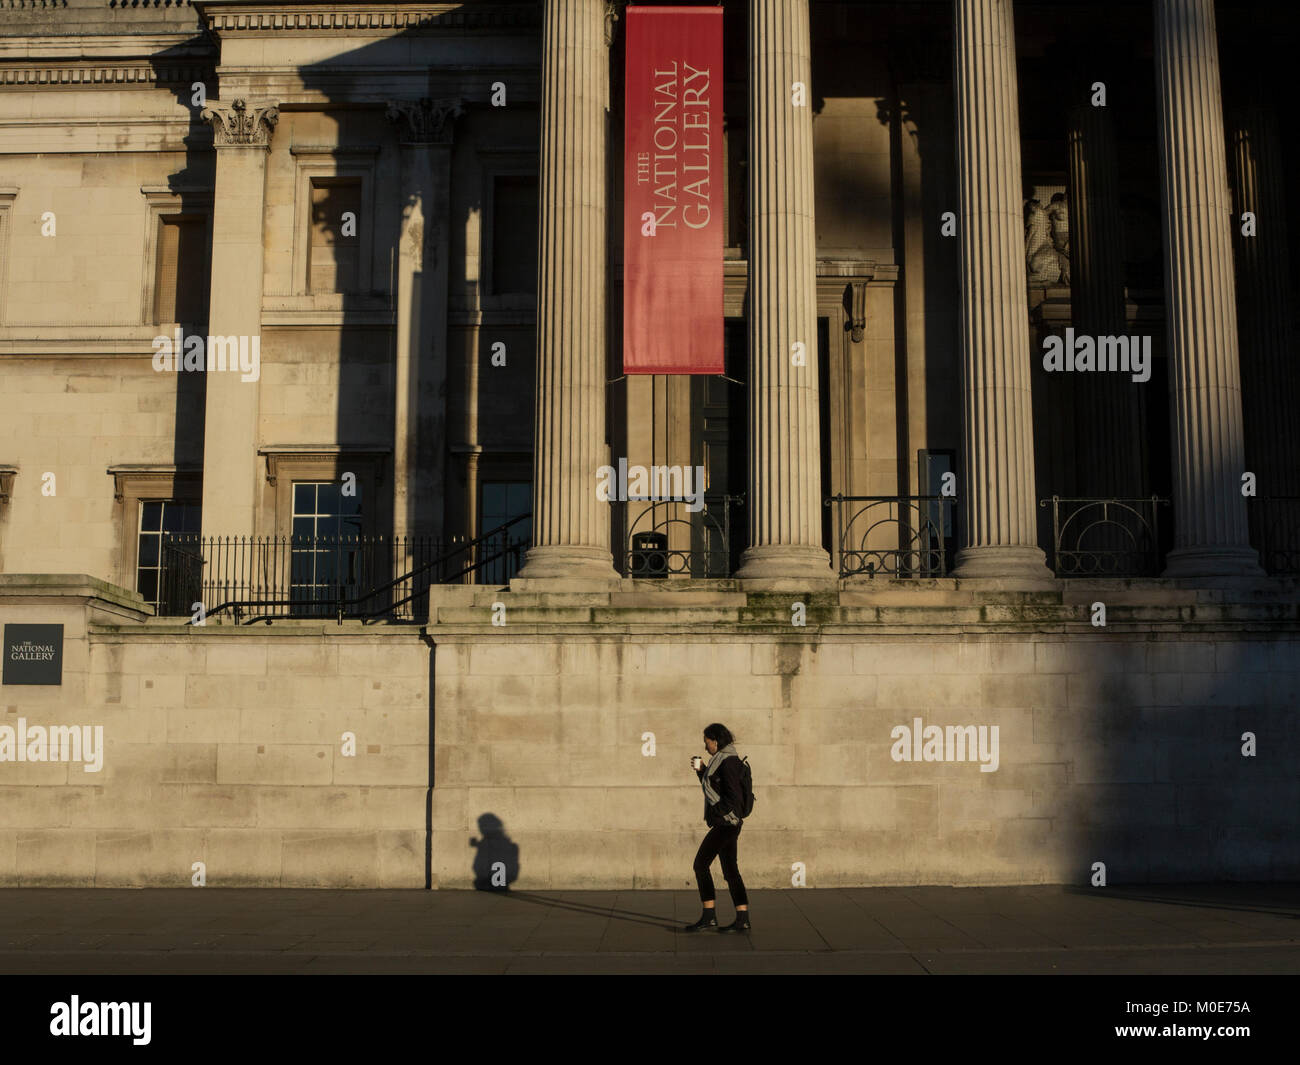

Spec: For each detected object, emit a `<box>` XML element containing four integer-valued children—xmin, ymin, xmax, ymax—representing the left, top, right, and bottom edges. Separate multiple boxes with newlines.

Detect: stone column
<box><xmin>734</xmin><ymin>0</ymin><xmax>834</xmax><ymax>581</ymax></box>
<box><xmin>516</xmin><ymin>0</ymin><xmax>617</xmax><ymax>580</ymax></box>
<box><xmin>950</xmin><ymin>0</ymin><xmax>1053</xmax><ymax>581</ymax></box>
<box><xmin>1153</xmin><ymin>0</ymin><xmax>1262</xmax><ymax>576</ymax></box>
<box><xmin>1228</xmin><ymin>104</ymin><xmax>1299</xmax><ymax>497</ymax></box>
<box><xmin>386</xmin><ymin>98</ymin><xmax>462</xmax><ymax>546</ymax></box>
<box><xmin>198</xmin><ymin>98</ymin><xmax>278</xmax><ymax>538</ymax></box>
<box><xmin>1067</xmin><ymin>104</ymin><xmax>1145</xmax><ymax>500</ymax></box>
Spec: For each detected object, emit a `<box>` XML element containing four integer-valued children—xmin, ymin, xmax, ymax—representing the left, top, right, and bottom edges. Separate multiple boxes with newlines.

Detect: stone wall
<box><xmin>2</xmin><ymin>575</ymin><xmax>1297</xmax><ymax>888</ymax></box>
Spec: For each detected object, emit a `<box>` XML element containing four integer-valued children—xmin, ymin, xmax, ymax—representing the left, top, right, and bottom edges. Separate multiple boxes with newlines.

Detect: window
<box><xmin>136</xmin><ymin>499</ymin><xmax>201</xmax><ymax>612</ymax></box>
<box><xmin>139</xmin><ymin>187</ymin><xmax>211</xmax><ymax>327</ymax></box>
<box><xmin>291</xmin><ymin>481</ymin><xmax>364</xmax><ymax>612</ymax></box>
<box><xmin>153</xmin><ymin>215</ymin><xmax>209</xmax><ymax>325</ymax></box>
<box><xmin>479</xmin><ymin>481</ymin><xmax>530</xmax><ymax>584</ymax></box>
<box><xmin>289</xmin><ymin>145</ymin><xmax>379</xmax><ymax>299</ymax></box>
<box><xmin>491</xmin><ymin>175</ymin><xmax>538</xmax><ymax>296</ymax></box>
<box><xmin>308</xmin><ymin>177</ymin><xmax>362</xmax><ymax>294</ymax></box>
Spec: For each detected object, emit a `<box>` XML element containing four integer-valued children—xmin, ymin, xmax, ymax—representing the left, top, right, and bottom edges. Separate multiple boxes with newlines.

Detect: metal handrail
<box><xmin>158</xmin><ymin>514</ymin><xmax>532</xmax><ymax>625</ymax></box>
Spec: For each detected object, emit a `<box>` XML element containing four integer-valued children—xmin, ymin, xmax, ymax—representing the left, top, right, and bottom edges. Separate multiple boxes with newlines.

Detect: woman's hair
<box><xmin>703</xmin><ymin>723</ymin><xmax>734</xmax><ymax>747</ymax></box>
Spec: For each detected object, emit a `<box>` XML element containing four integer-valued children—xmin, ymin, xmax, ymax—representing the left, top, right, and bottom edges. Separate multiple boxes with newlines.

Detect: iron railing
<box><xmin>617</xmin><ymin>495</ymin><xmax>743</xmax><ymax>578</ymax></box>
<box><xmin>1248</xmin><ymin>496</ymin><xmax>1300</xmax><ymax>575</ymax></box>
<box><xmin>1040</xmin><ymin>496</ymin><xmax>1169</xmax><ymax>576</ymax></box>
<box><xmin>158</xmin><ymin>515</ymin><xmax>531</xmax><ymax>623</ymax></box>
<box><xmin>826</xmin><ymin>495</ymin><xmax>957</xmax><ymax>578</ymax></box>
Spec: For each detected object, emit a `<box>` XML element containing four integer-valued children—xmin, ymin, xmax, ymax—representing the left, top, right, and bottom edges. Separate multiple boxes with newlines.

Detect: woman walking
<box><xmin>683</xmin><ymin>723</ymin><xmax>750</xmax><ymax>933</ymax></box>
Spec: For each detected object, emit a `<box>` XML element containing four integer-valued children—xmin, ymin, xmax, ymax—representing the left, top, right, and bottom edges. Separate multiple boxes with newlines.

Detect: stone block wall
<box><xmin>2</xmin><ymin>577</ymin><xmax>1297</xmax><ymax>888</ymax></box>
<box><xmin>430</xmin><ymin>631</ymin><xmax>1300</xmax><ymax>889</ymax></box>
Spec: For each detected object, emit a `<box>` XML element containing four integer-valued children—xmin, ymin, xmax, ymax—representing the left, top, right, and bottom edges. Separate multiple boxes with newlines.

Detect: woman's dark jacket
<box><xmin>697</xmin><ymin>756</ymin><xmax>745</xmax><ymax>828</ymax></box>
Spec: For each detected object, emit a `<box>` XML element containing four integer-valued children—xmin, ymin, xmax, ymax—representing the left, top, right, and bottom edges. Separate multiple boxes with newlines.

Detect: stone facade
<box><xmin>1</xmin><ymin>1</ymin><xmax>1298</xmax><ymax>887</ymax></box>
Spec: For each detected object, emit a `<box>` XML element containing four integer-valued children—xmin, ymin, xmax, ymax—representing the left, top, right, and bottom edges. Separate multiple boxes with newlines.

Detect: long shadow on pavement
<box><xmin>484</xmin><ymin>890</ymin><xmax>682</xmax><ymax>931</ymax></box>
<box><xmin>1063</xmin><ymin>883</ymin><xmax>1300</xmax><ymax>919</ymax></box>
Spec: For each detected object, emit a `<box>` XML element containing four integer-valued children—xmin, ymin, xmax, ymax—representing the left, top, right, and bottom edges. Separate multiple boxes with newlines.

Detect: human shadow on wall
<box><xmin>470</xmin><ymin>812</ymin><xmax>519</xmax><ymax>890</ymax></box>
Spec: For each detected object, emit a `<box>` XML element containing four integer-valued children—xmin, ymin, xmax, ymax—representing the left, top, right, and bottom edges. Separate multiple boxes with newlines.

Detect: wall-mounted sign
<box><xmin>624</xmin><ymin>5</ymin><xmax>724</xmax><ymax>374</ymax></box>
<box><xmin>3</xmin><ymin>624</ymin><xmax>64</xmax><ymax>685</ymax></box>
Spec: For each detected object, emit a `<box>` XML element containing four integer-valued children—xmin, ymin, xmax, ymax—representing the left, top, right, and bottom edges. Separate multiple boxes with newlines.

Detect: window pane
<box><xmin>140</xmin><ymin>501</ymin><xmax>163</xmax><ymax>532</ymax></box>
<box><xmin>292</xmin><ymin>516</ymin><xmax>315</xmax><ymax>540</ymax></box>
<box><xmin>162</xmin><ymin>502</ymin><xmax>190</xmax><ymax>533</ymax></box>
<box><xmin>138</xmin><ymin>535</ymin><xmax>160</xmax><ymax>567</ymax></box>
<box><xmin>507</xmin><ymin>482</ymin><xmax>530</xmax><ymax>515</ymax></box>
<box><xmin>137</xmin><ymin>570</ymin><xmax>158</xmax><ymax>603</ymax></box>
<box><xmin>293</xmin><ymin>483</ymin><xmax>315</xmax><ymax>514</ymax></box>
<box><xmin>482</xmin><ymin>483</ymin><xmax>506</xmax><ymax>520</ymax></box>
<box><xmin>291</xmin><ymin>551</ymin><xmax>316</xmax><ymax>584</ymax></box>
<box><xmin>316</xmin><ymin>482</ymin><xmax>340</xmax><ymax>515</ymax></box>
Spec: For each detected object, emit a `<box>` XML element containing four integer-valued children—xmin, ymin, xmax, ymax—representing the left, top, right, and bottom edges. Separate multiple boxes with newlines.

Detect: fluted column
<box><xmin>950</xmin><ymin>0</ymin><xmax>1053</xmax><ymax>581</ymax></box>
<box><xmin>198</xmin><ymin>99</ymin><xmax>278</xmax><ymax>538</ymax></box>
<box><xmin>1068</xmin><ymin>104</ymin><xmax>1145</xmax><ymax>500</ymax></box>
<box><xmin>1228</xmin><ymin>104</ymin><xmax>1299</xmax><ymax>497</ymax></box>
<box><xmin>734</xmin><ymin>0</ymin><xmax>833</xmax><ymax>581</ymax></box>
<box><xmin>386</xmin><ymin>98</ymin><xmax>462</xmax><ymax>545</ymax></box>
<box><xmin>517</xmin><ymin>0</ymin><xmax>617</xmax><ymax>580</ymax></box>
<box><xmin>1154</xmin><ymin>0</ymin><xmax>1262</xmax><ymax>576</ymax></box>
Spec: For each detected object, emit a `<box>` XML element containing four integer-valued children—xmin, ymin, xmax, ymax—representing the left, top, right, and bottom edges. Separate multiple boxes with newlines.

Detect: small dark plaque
<box><xmin>3</xmin><ymin>624</ymin><xmax>64</xmax><ymax>685</ymax></box>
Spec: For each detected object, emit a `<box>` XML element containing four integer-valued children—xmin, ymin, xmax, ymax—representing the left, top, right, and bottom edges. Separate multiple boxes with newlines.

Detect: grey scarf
<box><xmin>700</xmin><ymin>743</ymin><xmax>741</xmax><ymax>826</ymax></box>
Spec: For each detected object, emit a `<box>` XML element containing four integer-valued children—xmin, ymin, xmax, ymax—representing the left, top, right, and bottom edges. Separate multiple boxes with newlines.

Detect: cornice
<box><xmin>195</xmin><ymin>2</ymin><xmax>542</xmax><ymax>35</ymax></box>
<box><xmin>0</xmin><ymin>60</ymin><xmax>214</xmax><ymax>87</ymax></box>
<box><xmin>0</xmin><ymin>35</ymin><xmax>213</xmax><ymax>60</ymax></box>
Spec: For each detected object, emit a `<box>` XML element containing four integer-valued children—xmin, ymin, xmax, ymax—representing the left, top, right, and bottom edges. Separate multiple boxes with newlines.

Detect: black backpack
<box><xmin>737</xmin><ymin>756</ymin><xmax>755</xmax><ymax>819</ymax></box>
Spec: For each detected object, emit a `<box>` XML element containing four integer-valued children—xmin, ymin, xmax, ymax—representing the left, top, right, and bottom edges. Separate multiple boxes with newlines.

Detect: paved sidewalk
<box><xmin>0</xmin><ymin>884</ymin><xmax>1297</xmax><ymax>974</ymax></box>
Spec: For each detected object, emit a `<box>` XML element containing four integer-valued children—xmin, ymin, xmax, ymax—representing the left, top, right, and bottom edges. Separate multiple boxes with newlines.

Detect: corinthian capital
<box><xmin>385</xmin><ymin>97</ymin><xmax>464</xmax><ymax>145</ymax></box>
<box><xmin>201</xmin><ymin>98</ymin><xmax>279</xmax><ymax>148</ymax></box>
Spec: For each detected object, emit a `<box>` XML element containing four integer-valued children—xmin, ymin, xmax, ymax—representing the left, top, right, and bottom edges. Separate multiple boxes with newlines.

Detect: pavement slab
<box><xmin>0</xmin><ymin>884</ymin><xmax>1294</xmax><ymax>974</ymax></box>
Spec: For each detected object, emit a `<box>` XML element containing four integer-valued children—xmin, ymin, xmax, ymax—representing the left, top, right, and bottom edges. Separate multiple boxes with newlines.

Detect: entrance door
<box><xmin>691</xmin><ymin>319</ymin><xmax>747</xmax><ymax>576</ymax></box>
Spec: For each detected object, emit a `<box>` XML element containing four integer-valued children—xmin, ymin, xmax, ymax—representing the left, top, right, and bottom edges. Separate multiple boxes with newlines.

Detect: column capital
<box><xmin>385</xmin><ymin>97</ymin><xmax>464</xmax><ymax>146</ymax></box>
<box><xmin>200</xmin><ymin>98</ymin><xmax>279</xmax><ymax>149</ymax></box>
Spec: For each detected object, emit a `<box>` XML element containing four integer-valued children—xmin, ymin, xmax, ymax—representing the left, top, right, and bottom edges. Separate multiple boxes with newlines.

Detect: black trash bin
<box><xmin>630</xmin><ymin>532</ymin><xmax>669</xmax><ymax>578</ymax></box>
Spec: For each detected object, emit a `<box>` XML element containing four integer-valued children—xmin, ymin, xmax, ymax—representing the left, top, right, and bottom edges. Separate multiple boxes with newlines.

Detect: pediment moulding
<box><xmin>195</xmin><ymin>2</ymin><xmax>541</xmax><ymax>35</ymax></box>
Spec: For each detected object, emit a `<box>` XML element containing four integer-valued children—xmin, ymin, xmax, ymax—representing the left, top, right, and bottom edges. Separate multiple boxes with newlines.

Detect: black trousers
<box><xmin>693</xmin><ymin>823</ymin><xmax>748</xmax><ymax>907</ymax></box>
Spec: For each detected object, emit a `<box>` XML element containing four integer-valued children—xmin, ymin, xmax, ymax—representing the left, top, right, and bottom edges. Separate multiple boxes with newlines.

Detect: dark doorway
<box><xmin>691</xmin><ymin>319</ymin><xmax>748</xmax><ymax>575</ymax></box>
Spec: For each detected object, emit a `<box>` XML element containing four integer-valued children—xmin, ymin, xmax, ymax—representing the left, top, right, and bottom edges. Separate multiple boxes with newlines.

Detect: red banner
<box><xmin>623</xmin><ymin>6</ymin><xmax>723</xmax><ymax>374</ymax></box>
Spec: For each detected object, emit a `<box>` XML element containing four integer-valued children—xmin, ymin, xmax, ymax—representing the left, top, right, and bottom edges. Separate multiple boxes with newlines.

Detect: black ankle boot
<box><xmin>683</xmin><ymin>909</ymin><xmax>718</xmax><ymax>933</ymax></box>
<box><xmin>718</xmin><ymin>912</ymin><xmax>751</xmax><ymax>934</ymax></box>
